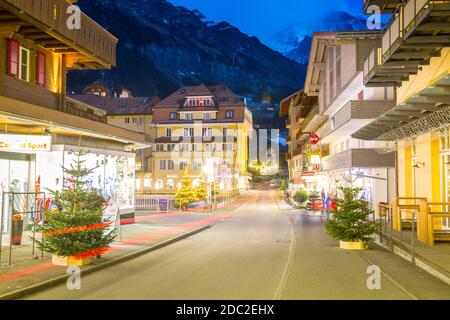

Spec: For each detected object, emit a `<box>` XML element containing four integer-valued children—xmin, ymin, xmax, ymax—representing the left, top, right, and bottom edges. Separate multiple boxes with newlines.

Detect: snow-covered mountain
<box><xmin>68</xmin><ymin>0</ymin><xmax>305</xmax><ymax>102</ymax></box>
<box><xmin>267</xmin><ymin>11</ymin><xmax>369</xmax><ymax>64</ymax></box>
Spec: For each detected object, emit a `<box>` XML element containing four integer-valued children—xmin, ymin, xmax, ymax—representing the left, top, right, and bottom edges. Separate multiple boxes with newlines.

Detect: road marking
<box><xmin>272</xmin><ymin>198</ymin><xmax>296</xmax><ymax>300</ymax></box>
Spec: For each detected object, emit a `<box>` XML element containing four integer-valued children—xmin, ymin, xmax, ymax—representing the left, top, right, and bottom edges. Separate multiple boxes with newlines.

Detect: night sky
<box><xmin>170</xmin><ymin>0</ymin><xmax>363</xmax><ymax>40</ymax></box>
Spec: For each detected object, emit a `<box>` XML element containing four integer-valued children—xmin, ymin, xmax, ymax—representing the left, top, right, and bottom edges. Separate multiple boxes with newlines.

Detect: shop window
<box><xmin>167</xmin><ymin>179</ymin><xmax>174</xmax><ymax>190</ymax></box>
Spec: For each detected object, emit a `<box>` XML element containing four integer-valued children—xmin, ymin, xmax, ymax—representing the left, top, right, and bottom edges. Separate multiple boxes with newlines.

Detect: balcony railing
<box><xmin>364</xmin><ymin>0</ymin><xmax>450</xmax><ymax>86</ymax></box>
<box><xmin>363</xmin><ymin>0</ymin><xmax>403</xmax><ymax>13</ymax></box>
<box><xmin>3</xmin><ymin>0</ymin><xmax>118</xmax><ymax>67</ymax></box>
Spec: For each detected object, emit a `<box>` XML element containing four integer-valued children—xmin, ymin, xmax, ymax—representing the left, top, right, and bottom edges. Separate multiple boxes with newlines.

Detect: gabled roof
<box><xmin>155</xmin><ymin>84</ymin><xmax>246</xmax><ymax>108</ymax></box>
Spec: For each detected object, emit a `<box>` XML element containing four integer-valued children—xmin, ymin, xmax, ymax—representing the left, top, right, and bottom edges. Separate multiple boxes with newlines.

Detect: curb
<box><xmin>0</xmin><ymin>225</ymin><xmax>211</xmax><ymax>300</ymax></box>
<box><xmin>373</xmin><ymin>234</ymin><xmax>450</xmax><ymax>286</ymax></box>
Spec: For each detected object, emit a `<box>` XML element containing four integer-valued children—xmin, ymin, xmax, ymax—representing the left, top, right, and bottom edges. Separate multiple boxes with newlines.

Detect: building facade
<box><xmin>72</xmin><ymin>86</ymin><xmax>161</xmax><ymax>194</ymax></box>
<box><xmin>151</xmin><ymin>84</ymin><xmax>253</xmax><ymax>194</ymax></box>
<box><xmin>0</xmin><ymin>0</ymin><xmax>146</xmax><ymax>229</ymax></box>
<box><xmin>356</xmin><ymin>0</ymin><xmax>450</xmax><ymax>237</ymax></box>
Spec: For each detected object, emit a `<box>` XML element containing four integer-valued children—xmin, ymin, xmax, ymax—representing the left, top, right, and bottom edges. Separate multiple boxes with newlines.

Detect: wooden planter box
<box><xmin>52</xmin><ymin>255</ymin><xmax>91</xmax><ymax>267</ymax></box>
<box><xmin>339</xmin><ymin>241</ymin><xmax>368</xmax><ymax>250</ymax></box>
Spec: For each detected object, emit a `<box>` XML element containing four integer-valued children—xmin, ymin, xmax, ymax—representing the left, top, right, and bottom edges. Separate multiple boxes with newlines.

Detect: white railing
<box><xmin>135</xmin><ymin>195</ymin><xmax>175</xmax><ymax>212</ymax></box>
<box><xmin>381</xmin><ymin>0</ymin><xmax>435</xmax><ymax>60</ymax></box>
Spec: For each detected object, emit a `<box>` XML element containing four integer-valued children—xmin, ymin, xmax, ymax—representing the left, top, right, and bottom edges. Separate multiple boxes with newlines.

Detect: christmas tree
<box><xmin>36</xmin><ymin>151</ymin><xmax>116</xmax><ymax>259</ymax></box>
<box><xmin>175</xmin><ymin>171</ymin><xmax>197</xmax><ymax>209</ymax></box>
<box><xmin>194</xmin><ymin>182</ymin><xmax>208</xmax><ymax>202</ymax></box>
<box><xmin>325</xmin><ymin>180</ymin><xmax>378</xmax><ymax>243</ymax></box>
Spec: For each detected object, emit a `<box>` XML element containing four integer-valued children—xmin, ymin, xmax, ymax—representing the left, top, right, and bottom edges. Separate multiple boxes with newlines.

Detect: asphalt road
<box><xmin>25</xmin><ymin>190</ymin><xmax>450</xmax><ymax>300</ymax></box>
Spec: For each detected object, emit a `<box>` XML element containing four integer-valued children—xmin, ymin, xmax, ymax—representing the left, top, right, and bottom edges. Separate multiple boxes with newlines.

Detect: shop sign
<box><xmin>308</xmin><ymin>134</ymin><xmax>320</xmax><ymax>145</ymax></box>
<box><xmin>0</xmin><ymin>134</ymin><xmax>51</xmax><ymax>152</ymax></box>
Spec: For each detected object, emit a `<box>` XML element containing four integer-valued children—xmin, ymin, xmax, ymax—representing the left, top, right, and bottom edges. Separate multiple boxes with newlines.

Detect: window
<box><xmin>183</xmin><ymin>128</ymin><xmax>194</xmax><ymax>137</ymax></box>
<box><xmin>193</xmin><ymin>160</ymin><xmax>202</xmax><ymax>171</ymax></box>
<box><xmin>167</xmin><ymin>144</ymin><xmax>175</xmax><ymax>152</ymax></box>
<box><xmin>19</xmin><ymin>47</ymin><xmax>30</xmax><ymax>81</ymax></box>
<box><xmin>203</xmin><ymin>113</ymin><xmax>211</xmax><ymax>120</ymax></box>
<box><xmin>7</xmin><ymin>39</ymin><xmax>19</xmax><ymax>78</ymax></box>
<box><xmin>155</xmin><ymin>180</ymin><xmax>163</xmax><ymax>190</ymax></box>
<box><xmin>36</xmin><ymin>52</ymin><xmax>46</xmax><ymax>86</ymax></box>
<box><xmin>169</xmin><ymin>112</ymin><xmax>177</xmax><ymax>120</ymax></box>
<box><xmin>223</xmin><ymin>128</ymin><xmax>228</xmax><ymax>136</ymax></box>
<box><xmin>185</xmin><ymin>113</ymin><xmax>193</xmax><ymax>120</ymax></box>
<box><xmin>225</xmin><ymin>110</ymin><xmax>233</xmax><ymax>119</ymax></box>
<box><xmin>166</xmin><ymin>128</ymin><xmax>172</xmax><ymax>137</ymax></box>
<box><xmin>167</xmin><ymin>179</ymin><xmax>174</xmax><ymax>190</ymax></box>
<box><xmin>202</xmin><ymin>128</ymin><xmax>212</xmax><ymax>137</ymax></box>
<box><xmin>223</xmin><ymin>144</ymin><xmax>233</xmax><ymax>152</ymax></box>
<box><xmin>168</xmin><ymin>160</ymin><xmax>174</xmax><ymax>170</ymax></box>
<box><xmin>179</xmin><ymin>161</ymin><xmax>188</xmax><ymax>170</ymax></box>
<box><xmin>156</xmin><ymin>144</ymin><xmax>165</xmax><ymax>152</ymax></box>
<box><xmin>125</xmin><ymin>117</ymin><xmax>131</xmax><ymax>124</ymax></box>
<box><xmin>159</xmin><ymin>160</ymin><xmax>167</xmax><ymax>170</ymax></box>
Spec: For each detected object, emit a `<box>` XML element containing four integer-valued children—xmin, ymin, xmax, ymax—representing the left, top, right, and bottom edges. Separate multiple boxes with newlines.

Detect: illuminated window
<box><xmin>19</xmin><ymin>47</ymin><xmax>30</xmax><ymax>81</ymax></box>
<box><xmin>167</xmin><ymin>179</ymin><xmax>174</xmax><ymax>189</ymax></box>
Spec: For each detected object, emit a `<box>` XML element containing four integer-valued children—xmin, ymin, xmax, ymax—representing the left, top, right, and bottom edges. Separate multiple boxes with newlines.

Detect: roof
<box><xmin>154</xmin><ymin>84</ymin><xmax>246</xmax><ymax>109</ymax></box>
<box><xmin>70</xmin><ymin>95</ymin><xmax>161</xmax><ymax>116</ymax></box>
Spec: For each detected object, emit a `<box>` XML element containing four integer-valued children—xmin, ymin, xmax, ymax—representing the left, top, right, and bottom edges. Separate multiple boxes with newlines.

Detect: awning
<box><xmin>352</xmin><ymin>74</ymin><xmax>450</xmax><ymax>141</ymax></box>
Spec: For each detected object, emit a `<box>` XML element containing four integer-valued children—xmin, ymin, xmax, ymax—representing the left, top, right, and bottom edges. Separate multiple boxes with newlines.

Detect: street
<box><xmin>24</xmin><ymin>191</ymin><xmax>450</xmax><ymax>300</ymax></box>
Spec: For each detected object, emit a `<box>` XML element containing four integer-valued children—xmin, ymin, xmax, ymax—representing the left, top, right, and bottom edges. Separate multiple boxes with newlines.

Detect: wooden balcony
<box><xmin>364</xmin><ymin>0</ymin><xmax>450</xmax><ymax>87</ymax></box>
<box><xmin>321</xmin><ymin>149</ymin><xmax>396</xmax><ymax>171</ymax></box>
<box><xmin>0</xmin><ymin>73</ymin><xmax>58</xmax><ymax>110</ymax></box>
<box><xmin>0</xmin><ymin>0</ymin><xmax>117</xmax><ymax>68</ymax></box>
<box><xmin>319</xmin><ymin>100</ymin><xmax>394</xmax><ymax>140</ymax></box>
<box><xmin>364</xmin><ymin>0</ymin><xmax>403</xmax><ymax>13</ymax></box>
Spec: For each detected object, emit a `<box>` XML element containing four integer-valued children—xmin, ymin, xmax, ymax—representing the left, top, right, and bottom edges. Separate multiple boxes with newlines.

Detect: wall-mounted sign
<box><xmin>0</xmin><ymin>134</ymin><xmax>51</xmax><ymax>153</ymax></box>
<box><xmin>308</xmin><ymin>134</ymin><xmax>320</xmax><ymax>145</ymax></box>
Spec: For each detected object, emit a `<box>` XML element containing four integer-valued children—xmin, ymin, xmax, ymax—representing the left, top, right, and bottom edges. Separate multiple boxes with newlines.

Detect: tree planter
<box><xmin>52</xmin><ymin>254</ymin><xmax>91</xmax><ymax>267</ymax></box>
<box><xmin>11</xmin><ymin>220</ymin><xmax>24</xmax><ymax>245</ymax></box>
<box><xmin>339</xmin><ymin>240</ymin><xmax>368</xmax><ymax>250</ymax></box>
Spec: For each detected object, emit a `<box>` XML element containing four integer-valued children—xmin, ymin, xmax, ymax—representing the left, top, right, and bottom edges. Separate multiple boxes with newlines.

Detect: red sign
<box><xmin>308</xmin><ymin>134</ymin><xmax>320</xmax><ymax>145</ymax></box>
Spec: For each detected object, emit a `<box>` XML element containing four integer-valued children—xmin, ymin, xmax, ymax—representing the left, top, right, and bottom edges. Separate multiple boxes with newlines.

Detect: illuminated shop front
<box><xmin>0</xmin><ymin>134</ymin><xmax>136</xmax><ymax>234</ymax></box>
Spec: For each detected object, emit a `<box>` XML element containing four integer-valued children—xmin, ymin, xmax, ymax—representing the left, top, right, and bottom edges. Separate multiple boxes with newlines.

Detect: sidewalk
<box><xmin>0</xmin><ymin>196</ymin><xmax>247</xmax><ymax>299</ymax></box>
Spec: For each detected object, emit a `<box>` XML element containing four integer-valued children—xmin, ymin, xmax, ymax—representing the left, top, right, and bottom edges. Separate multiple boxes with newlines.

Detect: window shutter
<box><xmin>8</xmin><ymin>39</ymin><xmax>19</xmax><ymax>78</ymax></box>
<box><xmin>36</xmin><ymin>52</ymin><xmax>46</xmax><ymax>86</ymax></box>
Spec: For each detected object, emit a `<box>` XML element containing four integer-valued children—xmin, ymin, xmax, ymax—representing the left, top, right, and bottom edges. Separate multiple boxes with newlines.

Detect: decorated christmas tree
<box><xmin>194</xmin><ymin>182</ymin><xmax>208</xmax><ymax>202</ymax></box>
<box><xmin>36</xmin><ymin>151</ymin><xmax>116</xmax><ymax>263</ymax></box>
<box><xmin>325</xmin><ymin>179</ymin><xmax>378</xmax><ymax>244</ymax></box>
<box><xmin>175</xmin><ymin>171</ymin><xmax>197</xmax><ymax>209</ymax></box>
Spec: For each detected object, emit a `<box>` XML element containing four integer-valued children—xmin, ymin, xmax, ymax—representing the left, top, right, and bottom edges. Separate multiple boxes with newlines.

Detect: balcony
<box><xmin>321</xmin><ymin>149</ymin><xmax>396</xmax><ymax>171</ymax></box>
<box><xmin>354</xmin><ymin>73</ymin><xmax>450</xmax><ymax>141</ymax></box>
<box><xmin>0</xmin><ymin>0</ymin><xmax>118</xmax><ymax>68</ymax></box>
<box><xmin>364</xmin><ymin>0</ymin><xmax>450</xmax><ymax>87</ymax></box>
<box><xmin>364</xmin><ymin>0</ymin><xmax>403</xmax><ymax>13</ymax></box>
<box><xmin>318</xmin><ymin>100</ymin><xmax>395</xmax><ymax>142</ymax></box>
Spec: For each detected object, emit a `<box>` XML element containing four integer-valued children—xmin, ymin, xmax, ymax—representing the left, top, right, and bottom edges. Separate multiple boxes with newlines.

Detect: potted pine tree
<box><xmin>324</xmin><ymin>182</ymin><xmax>378</xmax><ymax>250</ymax></box>
<box><xmin>36</xmin><ymin>151</ymin><xmax>116</xmax><ymax>266</ymax></box>
<box><xmin>293</xmin><ymin>189</ymin><xmax>309</xmax><ymax>208</ymax></box>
